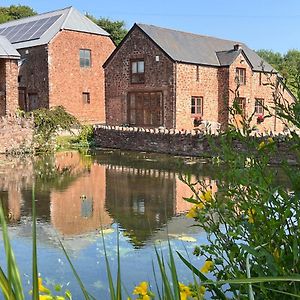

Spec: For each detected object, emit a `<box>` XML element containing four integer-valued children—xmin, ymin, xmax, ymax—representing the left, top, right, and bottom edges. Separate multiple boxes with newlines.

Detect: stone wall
<box><xmin>104</xmin><ymin>26</ymin><xmax>175</xmax><ymax>127</ymax></box>
<box><xmin>0</xmin><ymin>115</ymin><xmax>34</xmax><ymax>154</ymax></box>
<box><xmin>175</xmin><ymin>63</ymin><xmax>219</xmax><ymax>129</ymax></box>
<box><xmin>94</xmin><ymin>125</ymin><xmax>298</xmax><ymax>165</ymax></box>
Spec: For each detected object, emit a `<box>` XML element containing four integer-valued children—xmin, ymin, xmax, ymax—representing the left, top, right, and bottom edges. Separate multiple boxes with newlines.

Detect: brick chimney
<box><xmin>234</xmin><ymin>44</ymin><xmax>242</xmax><ymax>51</ymax></box>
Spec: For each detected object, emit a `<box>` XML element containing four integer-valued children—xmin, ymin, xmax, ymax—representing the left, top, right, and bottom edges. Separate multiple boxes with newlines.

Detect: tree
<box><xmin>0</xmin><ymin>5</ymin><xmax>36</xmax><ymax>24</ymax></box>
<box><xmin>86</xmin><ymin>14</ymin><xmax>128</xmax><ymax>45</ymax></box>
<box><xmin>257</xmin><ymin>49</ymin><xmax>300</xmax><ymax>98</ymax></box>
<box><xmin>256</xmin><ymin>49</ymin><xmax>284</xmax><ymax>72</ymax></box>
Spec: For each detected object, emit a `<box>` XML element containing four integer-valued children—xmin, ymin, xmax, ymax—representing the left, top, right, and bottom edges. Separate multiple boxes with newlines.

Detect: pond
<box><xmin>0</xmin><ymin>150</ymin><xmax>219</xmax><ymax>299</ymax></box>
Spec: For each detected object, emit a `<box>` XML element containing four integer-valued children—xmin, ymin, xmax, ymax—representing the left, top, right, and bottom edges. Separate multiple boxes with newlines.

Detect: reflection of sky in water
<box><xmin>0</xmin><ymin>150</ymin><xmax>216</xmax><ymax>299</ymax></box>
<box><xmin>1</xmin><ymin>222</ymin><xmax>208</xmax><ymax>299</ymax></box>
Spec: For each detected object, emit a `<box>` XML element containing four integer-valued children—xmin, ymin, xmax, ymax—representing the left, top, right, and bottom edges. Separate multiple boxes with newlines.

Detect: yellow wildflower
<box><xmin>133</xmin><ymin>281</ymin><xmax>148</xmax><ymax>296</ymax></box>
<box><xmin>199</xmin><ymin>285</ymin><xmax>206</xmax><ymax>295</ymax></box>
<box><xmin>247</xmin><ymin>208</ymin><xmax>255</xmax><ymax>224</ymax></box>
<box><xmin>267</xmin><ymin>137</ymin><xmax>274</xmax><ymax>144</ymax></box>
<box><xmin>179</xmin><ymin>283</ymin><xmax>192</xmax><ymax>300</ymax></box>
<box><xmin>38</xmin><ymin>297</ymin><xmax>65</xmax><ymax>300</ymax></box>
<box><xmin>200</xmin><ymin>260</ymin><xmax>214</xmax><ymax>273</ymax></box>
<box><xmin>186</xmin><ymin>206</ymin><xmax>198</xmax><ymax>218</ymax></box>
<box><xmin>200</xmin><ymin>190</ymin><xmax>212</xmax><ymax>202</ymax></box>
<box><xmin>38</xmin><ymin>295</ymin><xmax>53</xmax><ymax>300</ymax></box>
<box><xmin>257</xmin><ymin>141</ymin><xmax>265</xmax><ymax>150</ymax></box>
<box><xmin>197</xmin><ymin>202</ymin><xmax>205</xmax><ymax>209</ymax></box>
<box><xmin>38</xmin><ymin>278</ymin><xmax>51</xmax><ymax>294</ymax></box>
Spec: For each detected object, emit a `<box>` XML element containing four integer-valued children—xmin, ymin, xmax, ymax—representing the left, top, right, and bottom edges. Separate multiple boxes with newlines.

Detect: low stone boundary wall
<box><xmin>94</xmin><ymin>125</ymin><xmax>213</xmax><ymax>157</ymax></box>
<box><xmin>94</xmin><ymin>125</ymin><xmax>297</xmax><ymax>164</ymax></box>
<box><xmin>0</xmin><ymin>115</ymin><xmax>34</xmax><ymax>154</ymax></box>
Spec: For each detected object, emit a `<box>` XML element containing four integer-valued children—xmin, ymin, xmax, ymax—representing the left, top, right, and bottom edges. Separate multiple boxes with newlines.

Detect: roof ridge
<box><xmin>60</xmin><ymin>6</ymin><xmax>73</xmax><ymax>29</ymax></box>
<box><xmin>0</xmin><ymin>6</ymin><xmax>72</xmax><ymax>27</ymax></box>
<box><xmin>137</xmin><ymin>23</ymin><xmax>243</xmax><ymax>45</ymax></box>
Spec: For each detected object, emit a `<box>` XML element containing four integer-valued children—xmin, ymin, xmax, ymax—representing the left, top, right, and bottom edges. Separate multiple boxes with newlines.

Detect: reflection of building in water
<box><xmin>0</xmin><ymin>150</ymin><xmax>218</xmax><ymax>247</ymax></box>
<box><xmin>176</xmin><ymin>175</ymin><xmax>218</xmax><ymax>213</ymax></box>
<box><xmin>105</xmin><ymin>165</ymin><xmax>176</xmax><ymax>247</ymax></box>
<box><xmin>104</xmin><ymin>165</ymin><xmax>217</xmax><ymax>247</ymax></box>
<box><xmin>50</xmin><ymin>152</ymin><xmax>112</xmax><ymax>236</ymax></box>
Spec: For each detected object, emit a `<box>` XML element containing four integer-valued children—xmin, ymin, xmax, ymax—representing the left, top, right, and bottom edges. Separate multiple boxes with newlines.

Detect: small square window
<box><xmin>82</xmin><ymin>92</ymin><xmax>90</xmax><ymax>104</ymax></box>
<box><xmin>255</xmin><ymin>98</ymin><xmax>264</xmax><ymax>115</ymax></box>
<box><xmin>259</xmin><ymin>73</ymin><xmax>262</xmax><ymax>85</ymax></box>
<box><xmin>131</xmin><ymin>59</ymin><xmax>145</xmax><ymax>83</ymax></box>
<box><xmin>191</xmin><ymin>96</ymin><xmax>203</xmax><ymax>115</ymax></box>
<box><xmin>196</xmin><ymin>66</ymin><xmax>200</xmax><ymax>82</ymax></box>
<box><xmin>235</xmin><ymin>97</ymin><xmax>246</xmax><ymax>115</ymax></box>
<box><xmin>80</xmin><ymin>49</ymin><xmax>91</xmax><ymax>68</ymax></box>
<box><xmin>235</xmin><ymin>68</ymin><xmax>246</xmax><ymax>85</ymax></box>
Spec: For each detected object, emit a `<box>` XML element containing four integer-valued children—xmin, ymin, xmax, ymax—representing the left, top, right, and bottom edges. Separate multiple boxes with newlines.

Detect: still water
<box><xmin>0</xmin><ymin>150</ymin><xmax>218</xmax><ymax>299</ymax></box>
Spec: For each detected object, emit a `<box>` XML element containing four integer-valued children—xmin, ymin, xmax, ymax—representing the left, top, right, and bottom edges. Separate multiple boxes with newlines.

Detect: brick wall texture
<box><xmin>48</xmin><ymin>30</ymin><xmax>115</xmax><ymax>124</ymax></box>
<box><xmin>105</xmin><ymin>27</ymin><xmax>295</xmax><ymax>132</ymax></box>
<box><xmin>105</xmin><ymin>27</ymin><xmax>175</xmax><ymax>128</ymax></box>
<box><xmin>18</xmin><ymin>30</ymin><xmax>115</xmax><ymax>123</ymax></box>
<box><xmin>0</xmin><ymin>59</ymin><xmax>19</xmax><ymax>116</ymax></box>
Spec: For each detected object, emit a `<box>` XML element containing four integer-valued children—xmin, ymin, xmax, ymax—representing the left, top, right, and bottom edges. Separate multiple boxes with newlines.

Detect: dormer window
<box><xmin>131</xmin><ymin>59</ymin><xmax>145</xmax><ymax>83</ymax></box>
<box><xmin>236</xmin><ymin>68</ymin><xmax>246</xmax><ymax>85</ymax></box>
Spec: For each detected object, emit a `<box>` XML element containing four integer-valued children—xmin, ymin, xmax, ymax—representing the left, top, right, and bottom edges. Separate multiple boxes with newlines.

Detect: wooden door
<box><xmin>128</xmin><ymin>92</ymin><xmax>163</xmax><ymax>127</ymax></box>
<box><xmin>18</xmin><ymin>88</ymin><xmax>27</xmax><ymax>111</ymax></box>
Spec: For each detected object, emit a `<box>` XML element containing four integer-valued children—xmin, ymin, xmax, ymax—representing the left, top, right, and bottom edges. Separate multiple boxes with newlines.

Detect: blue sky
<box><xmin>3</xmin><ymin>0</ymin><xmax>300</xmax><ymax>53</ymax></box>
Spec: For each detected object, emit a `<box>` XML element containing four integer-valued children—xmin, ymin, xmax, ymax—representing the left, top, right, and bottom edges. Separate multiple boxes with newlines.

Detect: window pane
<box><xmin>255</xmin><ymin>99</ymin><xmax>264</xmax><ymax>114</ymax></box>
<box><xmin>191</xmin><ymin>97</ymin><xmax>195</xmax><ymax>114</ymax></box>
<box><xmin>80</xmin><ymin>57</ymin><xmax>85</xmax><ymax>67</ymax></box>
<box><xmin>138</xmin><ymin>61</ymin><xmax>144</xmax><ymax>73</ymax></box>
<box><xmin>83</xmin><ymin>92</ymin><xmax>90</xmax><ymax>104</ymax></box>
<box><xmin>80</xmin><ymin>49</ymin><xmax>91</xmax><ymax>67</ymax></box>
<box><xmin>197</xmin><ymin>98</ymin><xmax>202</xmax><ymax>114</ymax></box>
<box><xmin>130</xmin><ymin>94</ymin><xmax>135</xmax><ymax>108</ymax></box>
<box><xmin>132</xmin><ymin>62</ymin><xmax>137</xmax><ymax>73</ymax></box>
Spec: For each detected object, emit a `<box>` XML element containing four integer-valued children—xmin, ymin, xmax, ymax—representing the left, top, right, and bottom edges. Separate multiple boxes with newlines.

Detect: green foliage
<box><xmin>86</xmin><ymin>14</ymin><xmax>128</xmax><ymax>45</ymax></box>
<box><xmin>29</xmin><ymin>106</ymin><xmax>80</xmax><ymax>152</ymax></box>
<box><xmin>256</xmin><ymin>49</ymin><xmax>284</xmax><ymax>72</ymax></box>
<box><xmin>0</xmin><ymin>204</ymin><xmax>24</xmax><ymax>300</ymax></box>
<box><xmin>181</xmin><ymin>74</ymin><xmax>300</xmax><ymax>298</ymax></box>
<box><xmin>256</xmin><ymin>49</ymin><xmax>300</xmax><ymax>98</ymax></box>
<box><xmin>0</xmin><ymin>5</ymin><xmax>36</xmax><ymax>24</ymax></box>
<box><xmin>56</xmin><ymin>125</ymin><xmax>95</xmax><ymax>150</ymax></box>
<box><xmin>75</xmin><ymin>125</ymin><xmax>95</xmax><ymax>147</ymax></box>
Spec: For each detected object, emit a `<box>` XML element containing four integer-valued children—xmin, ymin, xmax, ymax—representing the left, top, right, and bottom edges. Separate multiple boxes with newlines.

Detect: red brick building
<box><xmin>104</xmin><ymin>24</ymin><xmax>294</xmax><ymax>132</ymax></box>
<box><xmin>0</xmin><ymin>36</ymin><xmax>20</xmax><ymax>116</ymax></box>
<box><xmin>0</xmin><ymin>7</ymin><xmax>115</xmax><ymax>123</ymax></box>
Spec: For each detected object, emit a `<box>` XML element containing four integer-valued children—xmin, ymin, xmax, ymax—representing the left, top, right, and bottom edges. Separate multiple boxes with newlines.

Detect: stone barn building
<box><xmin>104</xmin><ymin>24</ymin><xmax>294</xmax><ymax>132</ymax></box>
<box><xmin>0</xmin><ymin>7</ymin><xmax>115</xmax><ymax>123</ymax></box>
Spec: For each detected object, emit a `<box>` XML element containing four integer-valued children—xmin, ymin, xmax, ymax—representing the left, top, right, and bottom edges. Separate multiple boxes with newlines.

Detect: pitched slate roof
<box><xmin>0</xmin><ymin>7</ymin><xmax>109</xmax><ymax>50</ymax></box>
<box><xmin>0</xmin><ymin>35</ymin><xmax>20</xmax><ymax>59</ymax></box>
<box><xmin>137</xmin><ymin>24</ymin><xmax>274</xmax><ymax>72</ymax></box>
